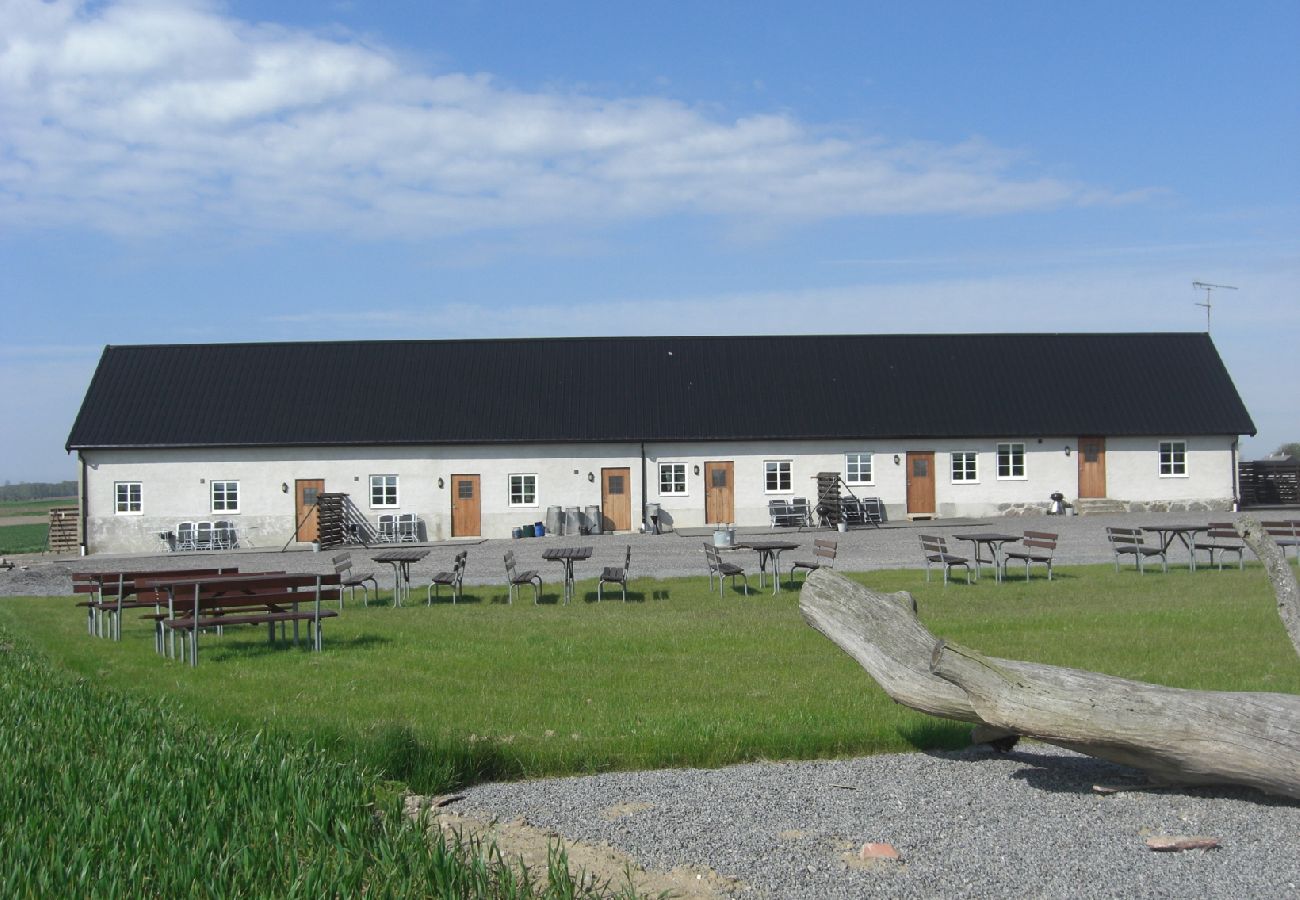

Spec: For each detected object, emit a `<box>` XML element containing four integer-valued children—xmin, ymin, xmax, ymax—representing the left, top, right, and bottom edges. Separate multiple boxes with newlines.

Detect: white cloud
<box><xmin>0</xmin><ymin>0</ymin><xmax>1136</xmax><ymax>239</ymax></box>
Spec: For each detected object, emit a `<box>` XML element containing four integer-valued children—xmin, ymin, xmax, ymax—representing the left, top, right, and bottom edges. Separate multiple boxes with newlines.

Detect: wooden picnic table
<box><xmin>371</xmin><ymin>548</ymin><xmax>430</xmax><ymax>606</ymax></box>
<box><xmin>149</xmin><ymin>572</ymin><xmax>339</xmax><ymax>666</ymax></box>
<box><xmin>541</xmin><ymin>546</ymin><xmax>593</xmax><ymax>604</ymax></box>
<box><xmin>734</xmin><ymin>541</ymin><xmax>799</xmax><ymax>594</ymax></box>
<box><xmin>951</xmin><ymin>532</ymin><xmax>1023</xmax><ymax>582</ymax></box>
<box><xmin>1140</xmin><ymin>524</ymin><xmax>1208</xmax><ymax>571</ymax></box>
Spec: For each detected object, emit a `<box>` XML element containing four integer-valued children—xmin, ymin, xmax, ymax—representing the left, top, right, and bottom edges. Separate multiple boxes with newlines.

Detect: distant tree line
<box><xmin>0</xmin><ymin>481</ymin><xmax>77</xmax><ymax>502</ymax></box>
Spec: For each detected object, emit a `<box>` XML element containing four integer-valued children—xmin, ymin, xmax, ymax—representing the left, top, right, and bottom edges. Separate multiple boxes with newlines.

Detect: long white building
<box><xmin>65</xmin><ymin>333</ymin><xmax>1256</xmax><ymax>555</ymax></box>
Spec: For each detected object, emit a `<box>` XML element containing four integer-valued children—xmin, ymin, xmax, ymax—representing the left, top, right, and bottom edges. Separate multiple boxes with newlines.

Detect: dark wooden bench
<box><xmin>1003</xmin><ymin>531</ymin><xmax>1058</xmax><ymax>581</ymax></box>
<box><xmin>1261</xmin><ymin>521</ymin><xmax>1300</xmax><ymax>561</ymax></box>
<box><xmin>73</xmin><ymin>568</ymin><xmax>234</xmax><ymax>639</ymax></box>
<box><xmin>1193</xmin><ymin>522</ymin><xmax>1246</xmax><ymax>571</ymax></box>
<box><xmin>150</xmin><ymin>573</ymin><xmax>341</xmax><ymax>666</ymax></box>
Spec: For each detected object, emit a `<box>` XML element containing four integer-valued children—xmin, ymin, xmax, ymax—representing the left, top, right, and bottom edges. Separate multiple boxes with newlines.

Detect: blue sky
<box><xmin>2</xmin><ymin>0</ymin><xmax>1297</xmax><ymax>482</ymax></box>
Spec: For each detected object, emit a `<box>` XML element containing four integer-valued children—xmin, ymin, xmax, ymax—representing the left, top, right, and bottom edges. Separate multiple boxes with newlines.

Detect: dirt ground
<box><xmin>405</xmin><ymin>795</ymin><xmax>744</xmax><ymax>899</ymax></box>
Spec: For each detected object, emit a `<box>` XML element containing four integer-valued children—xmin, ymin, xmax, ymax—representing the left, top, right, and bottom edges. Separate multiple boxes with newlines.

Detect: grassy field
<box><xmin>0</xmin><ymin>624</ymin><xmax>641</xmax><ymax>898</ymax></box>
<box><xmin>0</xmin><ymin>497</ymin><xmax>73</xmax><ymax>554</ymax></box>
<box><xmin>0</xmin><ymin>496</ymin><xmax>75</xmax><ymax>516</ymax></box>
<box><xmin>0</xmin><ymin>523</ymin><xmax>48</xmax><ymax>554</ymax></box>
<box><xmin>3</xmin><ymin>564</ymin><xmax>1297</xmax><ymax>796</ymax></box>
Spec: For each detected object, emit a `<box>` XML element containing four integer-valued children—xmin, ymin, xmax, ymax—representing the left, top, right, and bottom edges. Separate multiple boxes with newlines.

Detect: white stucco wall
<box><xmin>78</xmin><ymin>433</ymin><xmax>1241</xmax><ymax>554</ymax></box>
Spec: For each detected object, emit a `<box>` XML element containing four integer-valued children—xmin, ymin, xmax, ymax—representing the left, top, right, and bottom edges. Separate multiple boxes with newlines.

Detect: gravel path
<box><xmin>450</xmin><ymin>743</ymin><xmax>1300</xmax><ymax>899</ymax></box>
<box><xmin>0</xmin><ymin>510</ymin><xmax>1254</xmax><ymax>597</ymax></box>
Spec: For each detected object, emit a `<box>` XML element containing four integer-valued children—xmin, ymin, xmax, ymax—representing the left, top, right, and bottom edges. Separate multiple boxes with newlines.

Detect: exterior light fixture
<box><xmin>588</xmin><ymin>472</ymin><xmax>596</xmax><ymax>482</ymax></box>
<box><xmin>438</xmin><ymin>477</ymin><xmax>445</xmax><ymax>489</ymax></box>
<box><xmin>893</xmin><ymin>454</ymin><xmax>901</xmax><ymax>465</ymax></box>
<box><xmin>694</xmin><ymin>464</ymin><xmax>700</xmax><ymax>475</ymax></box>
<box><xmin>1064</xmin><ymin>446</ymin><xmax>1072</xmax><ymax>456</ymax></box>
<box><xmin>281</xmin><ymin>482</ymin><xmax>289</xmax><ymax>493</ymax></box>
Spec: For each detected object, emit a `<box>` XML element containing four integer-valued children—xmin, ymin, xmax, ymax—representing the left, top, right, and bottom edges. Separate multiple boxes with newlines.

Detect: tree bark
<box><xmin>801</xmin><ymin>568</ymin><xmax>1300</xmax><ymax>800</ymax></box>
<box><xmin>1238</xmin><ymin>514</ymin><xmax>1300</xmax><ymax>657</ymax></box>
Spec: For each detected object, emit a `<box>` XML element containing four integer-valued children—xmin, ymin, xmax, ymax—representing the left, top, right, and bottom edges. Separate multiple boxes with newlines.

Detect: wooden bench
<box><xmin>1193</xmin><ymin>522</ymin><xmax>1246</xmax><ymax>571</ymax></box>
<box><xmin>72</xmin><ymin>568</ymin><xmax>234</xmax><ymax>639</ymax></box>
<box><xmin>1261</xmin><ymin>521</ymin><xmax>1300</xmax><ymax>561</ymax></box>
<box><xmin>150</xmin><ymin>573</ymin><xmax>341</xmax><ymax>666</ymax></box>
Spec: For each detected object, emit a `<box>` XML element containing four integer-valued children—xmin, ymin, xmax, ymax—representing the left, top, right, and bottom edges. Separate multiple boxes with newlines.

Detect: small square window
<box><xmin>659</xmin><ymin>463</ymin><xmax>687</xmax><ymax>496</ymax></box>
<box><xmin>510</xmin><ymin>474</ymin><xmax>538</xmax><ymax>507</ymax></box>
<box><xmin>211</xmin><ymin>480</ymin><xmax>239</xmax><ymax>513</ymax></box>
<box><xmin>370</xmin><ymin>474</ymin><xmax>398</xmax><ymax>508</ymax></box>
<box><xmin>951</xmin><ymin>452</ymin><xmax>978</xmax><ymax>483</ymax></box>
<box><xmin>115</xmin><ymin>482</ymin><xmax>142</xmax><ymax>515</ymax></box>
<box><xmin>845</xmin><ymin>453</ymin><xmax>873</xmax><ymax>484</ymax></box>
<box><xmin>997</xmin><ymin>443</ymin><xmax>1026</xmax><ymax>479</ymax></box>
<box><xmin>765</xmin><ymin>460</ymin><xmax>792</xmax><ymax>493</ymax></box>
<box><xmin>1159</xmin><ymin>441</ymin><xmax>1187</xmax><ymax>476</ymax></box>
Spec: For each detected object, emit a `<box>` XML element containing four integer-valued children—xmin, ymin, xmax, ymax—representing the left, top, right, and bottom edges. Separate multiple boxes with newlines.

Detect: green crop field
<box><xmin>0</xmin><ymin>496</ymin><xmax>75</xmax><ymax>516</ymax></box>
<box><xmin>0</xmin><ymin>523</ymin><xmax>48</xmax><ymax>554</ymax></box>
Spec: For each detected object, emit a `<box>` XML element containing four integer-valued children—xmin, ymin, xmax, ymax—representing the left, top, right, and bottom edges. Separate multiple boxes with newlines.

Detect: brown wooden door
<box><xmin>451</xmin><ymin>474</ymin><xmax>481</xmax><ymax>536</ymax></box>
<box><xmin>906</xmin><ymin>452</ymin><xmax>935</xmax><ymax>516</ymax></box>
<box><xmin>1078</xmin><ymin>436</ymin><xmax>1107</xmax><ymax>498</ymax></box>
<box><xmin>295</xmin><ymin>479</ymin><xmax>324</xmax><ymax>542</ymax></box>
<box><xmin>601</xmin><ymin>467</ymin><xmax>632</xmax><ymax>532</ymax></box>
<box><xmin>704</xmin><ymin>461</ymin><xmax>734</xmax><ymax>524</ymax></box>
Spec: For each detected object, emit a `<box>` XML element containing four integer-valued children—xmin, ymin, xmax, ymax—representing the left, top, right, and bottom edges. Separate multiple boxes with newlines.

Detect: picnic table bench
<box><xmin>73</xmin><ymin>568</ymin><xmax>235</xmax><ymax>640</ymax></box>
<box><xmin>149</xmin><ymin>572</ymin><xmax>341</xmax><ymax>666</ymax></box>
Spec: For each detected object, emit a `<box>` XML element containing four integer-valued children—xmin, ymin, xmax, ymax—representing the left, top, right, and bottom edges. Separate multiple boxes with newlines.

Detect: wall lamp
<box><xmin>281</xmin><ymin>482</ymin><xmax>289</xmax><ymax>493</ymax></box>
<box><xmin>1064</xmin><ymin>446</ymin><xmax>1072</xmax><ymax>457</ymax></box>
<box><xmin>438</xmin><ymin>477</ymin><xmax>445</xmax><ymax>489</ymax></box>
<box><xmin>893</xmin><ymin>454</ymin><xmax>901</xmax><ymax>465</ymax></box>
<box><xmin>694</xmin><ymin>464</ymin><xmax>700</xmax><ymax>475</ymax></box>
<box><xmin>588</xmin><ymin>472</ymin><xmax>596</xmax><ymax>482</ymax></box>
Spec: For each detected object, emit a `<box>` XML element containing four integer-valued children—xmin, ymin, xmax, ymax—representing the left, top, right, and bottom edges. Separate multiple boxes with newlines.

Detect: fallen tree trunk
<box><xmin>800</xmin><ymin>535</ymin><xmax>1300</xmax><ymax>798</ymax></box>
<box><xmin>1239</xmin><ymin>516</ymin><xmax>1300</xmax><ymax>657</ymax></box>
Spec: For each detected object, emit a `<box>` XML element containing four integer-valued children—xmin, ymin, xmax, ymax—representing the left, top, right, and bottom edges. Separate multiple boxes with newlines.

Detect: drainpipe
<box><xmin>1231</xmin><ymin>438</ymin><xmax>1241</xmax><ymax>512</ymax></box>
<box><xmin>640</xmin><ymin>442</ymin><xmax>648</xmax><ymax>533</ymax></box>
<box><xmin>78</xmin><ymin>452</ymin><xmax>88</xmax><ymax>556</ymax></box>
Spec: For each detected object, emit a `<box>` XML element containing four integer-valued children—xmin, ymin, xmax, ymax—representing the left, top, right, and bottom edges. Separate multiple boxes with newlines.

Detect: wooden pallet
<box><xmin>47</xmin><ymin>506</ymin><xmax>80</xmax><ymax>553</ymax></box>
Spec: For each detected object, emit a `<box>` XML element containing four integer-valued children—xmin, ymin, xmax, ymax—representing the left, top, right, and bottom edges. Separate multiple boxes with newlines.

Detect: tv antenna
<box><xmin>1192</xmin><ymin>281</ymin><xmax>1237</xmax><ymax>332</ymax></box>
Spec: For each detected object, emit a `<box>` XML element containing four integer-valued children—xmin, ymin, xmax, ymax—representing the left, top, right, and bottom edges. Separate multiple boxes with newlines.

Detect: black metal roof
<box><xmin>65</xmin><ymin>333</ymin><xmax>1256</xmax><ymax>450</ymax></box>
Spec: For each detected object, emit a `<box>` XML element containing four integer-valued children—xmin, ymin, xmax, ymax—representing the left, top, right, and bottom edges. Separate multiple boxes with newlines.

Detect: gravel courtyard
<box><xmin>0</xmin><ymin>509</ymin><xmax>1259</xmax><ymax>597</ymax></box>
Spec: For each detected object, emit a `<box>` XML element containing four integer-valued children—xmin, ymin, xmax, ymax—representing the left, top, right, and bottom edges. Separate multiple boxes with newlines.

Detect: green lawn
<box><xmin>2</xmin><ymin>564</ymin><xmax>1296</xmax><ymax>795</ymax></box>
<box><xmin>0</xmin><ymin>523</ymin><xmax>48</xmax><ymax>554</ymax></box>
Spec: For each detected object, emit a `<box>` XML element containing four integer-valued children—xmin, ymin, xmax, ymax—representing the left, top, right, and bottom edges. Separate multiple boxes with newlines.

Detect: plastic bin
<box><xmin>523</xmin><ymin>523</ymin><xmax>536</xmax><ymax>537</ymax></box>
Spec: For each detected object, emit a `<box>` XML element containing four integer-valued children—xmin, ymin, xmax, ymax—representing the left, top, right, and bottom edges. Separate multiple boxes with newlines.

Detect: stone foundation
<box><xmin>997</xmin><ymin>502</ymin><xmax>1052</xmax><ymax>517</ymax></box>
<box><xmin>1119</xmin><ymin>499</ymin><xmax>1235</xmax><ymax>514</ymax></box>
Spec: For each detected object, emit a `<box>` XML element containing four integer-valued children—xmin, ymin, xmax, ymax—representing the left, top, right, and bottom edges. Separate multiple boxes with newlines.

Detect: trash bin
<box><xmin>1048</xmin><ymin>492</ymin><xmax>1065</xmax><ymax>515</ymax></box>
<box><xmin>585</xmin><ymin>504</ymin><xmax>603</xmax><ymax>535</ymax></box>
<box><xmin>645</xmin><ymin>502</ymin><xmax>661</xmax><ymax>535</ymax></box>
<box><xmin>713</xmin><ymin>524</ymin><xmax>735</xmax><ymax>547</ymax></box>
<box><xmin>564</xmin><ymin>506</ymin><xmax>582</xmax><ymax>536</ymax></box>
<box><xmin>546</xmin><ymin>506</ymin><xmax>563</xmax><ymax>536</ymax></box>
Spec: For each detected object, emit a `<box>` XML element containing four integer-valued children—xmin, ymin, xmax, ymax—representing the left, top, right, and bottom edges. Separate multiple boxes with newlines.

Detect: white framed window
<box><xmin>509</xmin><ymin>473</ymin><xmax>538</xmax><ymax>507</ymax></box>
<box><xmin>951</xmin><ymin>451</ymin><xmax>978</xmax><ymax>483</ymax></box>
<box><xmin>845</xmin><ymin>452</ymin><xmax>874</xmax><ymax>485</ymax></box>
<box><xmin>114</xmin><ymin>481</ymin><xmax>142</xmax><ymax>515</ymax></box>
<box><xmin>997</xmin><ymin>443</ymin><xmax>1026</xmax><ymax>479</ymax></box>
<box><xmin>370</xmin><ymin>474</ymin><xmax>398</xmax><ymax>508</ymax></box>
<box><xmin>1159</xmin><ymin>440</ymin><xmax>1188</xmax><ymax>476</ymax></box>
<box><xmin>765</xmin><ymin>460</ymin><xmax>792</xmax><ymax>493</ymax></box>
<box><xmin>211</xmin><ymin>480</ymin><xmax>239</xmax><ymax>513</ymax></box>
<box><xmin>659</xmin><ymin>463</ymin><xmax>687</xmax><ymax>496</ymax></box>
